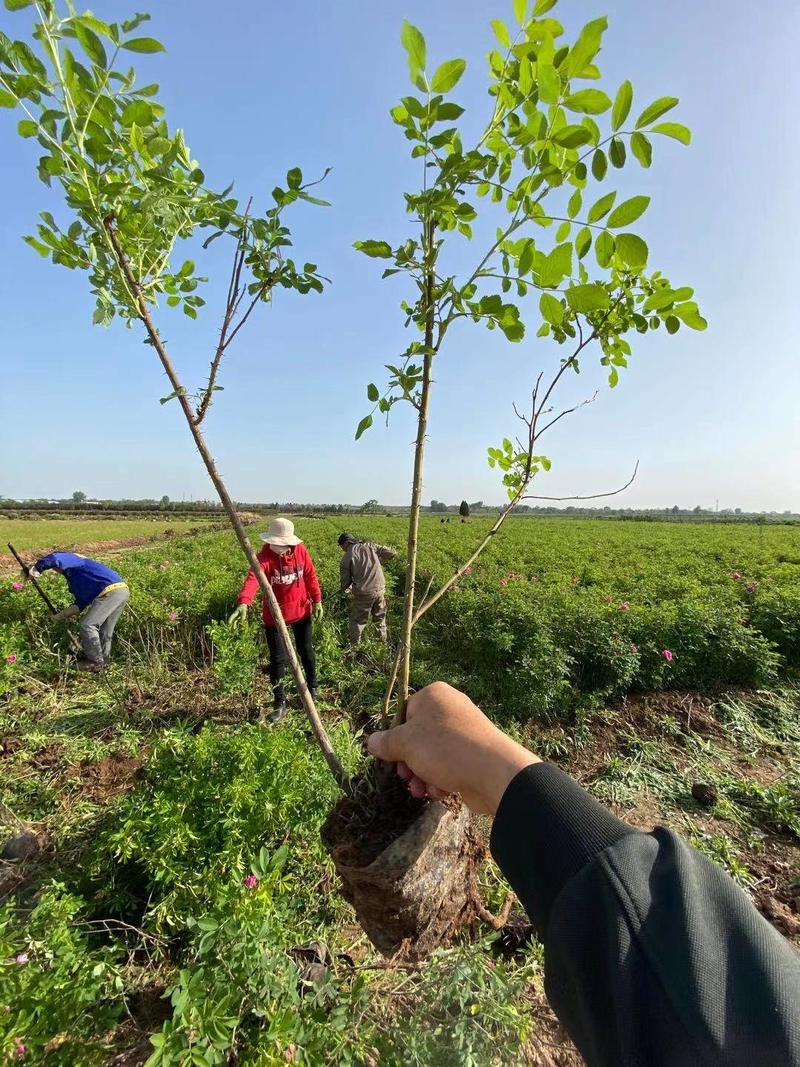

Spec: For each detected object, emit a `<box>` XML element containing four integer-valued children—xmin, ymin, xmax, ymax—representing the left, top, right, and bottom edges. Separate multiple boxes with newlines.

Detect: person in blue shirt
<box><xmin>27</xmin><ymin>552</ymin><xmax>130</xmax><ymax>672</ymax></box>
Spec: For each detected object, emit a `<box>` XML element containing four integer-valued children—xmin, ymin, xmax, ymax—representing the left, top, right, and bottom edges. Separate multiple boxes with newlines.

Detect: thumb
<box><xmin>367</xmin><ymin>723</ymin><xmax>409</xmax><ymax>764</ymax></box>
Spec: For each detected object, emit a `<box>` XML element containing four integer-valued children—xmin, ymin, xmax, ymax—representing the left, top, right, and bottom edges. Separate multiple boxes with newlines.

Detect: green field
<box><xmin>0</xmin><ymin>516</ymin><xmax>223</xmax><ymax>557</ymax></box>
<box><xmin>1</xmin><ymin>517</ymin><xmax>798</xmax><ymax>1065</ymax></box>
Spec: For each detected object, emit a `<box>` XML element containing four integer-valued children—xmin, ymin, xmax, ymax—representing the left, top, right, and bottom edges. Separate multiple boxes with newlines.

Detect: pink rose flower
<box><xmin>243</xmin><ymin>874</ymin><xmax>258</xmax><ymax>889</ymax></box>
<box><xmin>662</xmin><ymin>649</ymin><xmax>674</xmax><ymax>663</ymax></box>
<box><xmin>168</xmin><ymin>611</ymin><xmax>178</xmax><ymax>622</ymax></box>
<box><xmin>463</xmin><ymin>566</ymin><xmax>472</xmax><ymax>575</ymax></box>
<box><xmin>570</xmin><ymin>577</ymin><xmax>579</xmax><ymax>584</ymax></box>
<box><xmin>730</xmin><ymin>571</ymin><xmax>741</xmax><ymax>580</ymax></box>
<box><xmin>6</xmin><ymin>654</ymin><xmax>17</xmax><ymax>664</ymax></box>
<box><xmin>745</xmin><ymin>581</ymin><xmax>758</xmax><ymax>593</ymax></box>
<box><xmin>618</xmin><ymin>602</ymin><xmax>630</xmax><ymax>611</ymax></box>
<box><xmin>500</xmin><ymin>578</ymin><xmax>508</xmax><ymax>586</ymax></box>
<box><xmin>15</xmin><ymin>953</ymin><xmax>28</xmax><ymax>965</ymax></box>
<box><xmin>630</xmin><ymin>644</ymin><xmax>638</xmax><ymax>653</ymax></box>
<box><xmin>15</xmin><ymin>1042</ymin><xmax>26</xmax><ymax>1058</ymax></box>
<box><xmin>12</xmin><ymin>582</ymin><xmax>23</xmax><ymax>591</ymax></box>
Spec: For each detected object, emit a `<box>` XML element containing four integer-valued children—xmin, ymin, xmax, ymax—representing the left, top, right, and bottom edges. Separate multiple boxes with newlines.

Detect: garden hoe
<box><xmin>9</xmin><ymin>541</ymin><xmax>86</xmax><ymax>659</ymax></box>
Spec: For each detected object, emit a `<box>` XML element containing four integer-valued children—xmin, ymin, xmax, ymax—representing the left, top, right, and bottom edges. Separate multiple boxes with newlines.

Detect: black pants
<box><xmin>264</xmin><ymin>616</ymin><xmax>316</xmax><ymax>704</ymax></box>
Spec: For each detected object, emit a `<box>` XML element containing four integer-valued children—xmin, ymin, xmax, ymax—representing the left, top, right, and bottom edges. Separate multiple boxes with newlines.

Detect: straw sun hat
<box><xmin>260</xmin><ymin>517</ymin><xmax>302</xmax><ymax>547</ymax></box>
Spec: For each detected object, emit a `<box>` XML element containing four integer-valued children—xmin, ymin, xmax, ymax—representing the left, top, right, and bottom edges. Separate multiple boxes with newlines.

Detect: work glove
<box><xmin>228</xmin><ymin>604</ymin><xmax>248</xmax><ymax>626</ymax></box>
<box><xmin>312</xmin><ymin>601</ymin><xmax>324</xmax><ymax>621</ymax></box>
<box><xmin>53</xmin><ymin>604</ymin><xmax>80</xmax><ymax>623</ymax></box>
<box><xmin>26</xmin><ymin>568</ymin><xmax>39</xmax><ymax>581</ymax></box>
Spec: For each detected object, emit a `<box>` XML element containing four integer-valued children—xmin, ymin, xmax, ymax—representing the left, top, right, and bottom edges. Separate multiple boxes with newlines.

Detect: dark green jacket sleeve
<box><xmin>490</xmin><ymin>763</ymin><xmax>800</xmax><ymax>1067</ymax></box>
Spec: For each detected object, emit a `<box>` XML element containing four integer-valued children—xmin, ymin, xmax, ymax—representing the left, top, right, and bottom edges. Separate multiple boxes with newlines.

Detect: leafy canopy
<box><xmin>353</xmin><ymin>0</ymin><xmax>704</xmax><ymax>497</ymax></box>
<box><xmin>0</xmin><ymin>0</ymin><xmax>327</xmax><ymax>335</ymax></box>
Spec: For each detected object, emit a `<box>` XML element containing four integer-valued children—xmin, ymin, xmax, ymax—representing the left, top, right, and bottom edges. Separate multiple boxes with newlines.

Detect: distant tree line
<box><xmin>1</xmin><ymin>496</ymin><xmax>797</xmax><ymax>525</ymax></box>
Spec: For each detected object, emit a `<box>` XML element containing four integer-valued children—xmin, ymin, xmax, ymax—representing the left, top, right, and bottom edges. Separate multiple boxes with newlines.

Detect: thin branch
<box><xmin>102</xmin><ymin>215</ymin><xmax>348</xmax><ymax>792</ymax></box>
<box><xmin>194</xmin><ymin>199</ymin><xmax>252</xmax><ymax>426</ymax></box>
<box><xmin>522</xmin><ymin>461</ymin><xmax>640</xmax><ymax>501</ymax></box>
<box><xmin>536</xmin><ymin>390</ymin><xmax>598</xmax><ymax>436</ymax></box>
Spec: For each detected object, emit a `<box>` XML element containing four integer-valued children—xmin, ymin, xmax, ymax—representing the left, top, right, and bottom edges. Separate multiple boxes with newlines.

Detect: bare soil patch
<box><xmin>66</xmin><ymin>752</ymin><xmax>145</xmax><ymax>802</ymax></box>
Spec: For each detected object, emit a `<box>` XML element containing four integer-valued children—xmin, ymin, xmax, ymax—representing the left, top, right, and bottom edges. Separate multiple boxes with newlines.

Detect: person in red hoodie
<box><xmin>228</xmin><ymin>517</ymin><xmax>322</xmax><ymax>723</ymax></box>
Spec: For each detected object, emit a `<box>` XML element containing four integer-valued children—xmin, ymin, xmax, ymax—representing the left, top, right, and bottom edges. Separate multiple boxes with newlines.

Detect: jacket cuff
<box><xmin>489</xmin><ymin>762</ymin><xmax>635</xmax><ymax>934</ymax></box>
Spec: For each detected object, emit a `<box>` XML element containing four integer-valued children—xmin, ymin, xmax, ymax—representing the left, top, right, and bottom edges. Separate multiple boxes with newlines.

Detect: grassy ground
<box><xmin>0</xmin><ymin>517</ymin><xmax>225</xmax><ymax>560</ymax></box>
<box><xmin>1</xmin><ymin>518</ymin><xmax>798</xmax><ymax>1065</ymax></box>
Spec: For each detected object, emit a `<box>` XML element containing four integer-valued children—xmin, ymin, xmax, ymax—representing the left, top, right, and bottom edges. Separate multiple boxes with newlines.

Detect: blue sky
<box><xmin>1</xmin><ymin>0</ymin><xmax>798</xmax><ymax>510</ymax></box>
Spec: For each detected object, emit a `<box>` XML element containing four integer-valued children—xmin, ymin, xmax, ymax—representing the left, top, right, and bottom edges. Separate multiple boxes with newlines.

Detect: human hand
<box><xmin>367</xmin><ymin>681</ymin><xmax>539</xmax><ymax>815</ymax></box>
<box><xmin>312</xmin><ymin>601</ymin><xmax>324</xmax><ymax>620</ymax></box>
<box><xmin>228</xmin><ymin>604</ymin><xmax>248</xmax><ymax>626</ymax></box>
<box><xmin>25</xmin><ymin>567</ymin><xmax>39</xmax><ymax>581</ymax></box>
<box><xmin>53</xmin><ymin>604</ymin><xmax>79</xmax><ymax>623</ymax></box>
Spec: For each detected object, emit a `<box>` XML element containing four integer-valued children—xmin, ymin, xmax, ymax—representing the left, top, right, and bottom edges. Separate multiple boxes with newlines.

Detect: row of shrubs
<box><xmin>419</xmin><ymin>583</ymin><xmax>795</xmax><ymax>722</ymax></box>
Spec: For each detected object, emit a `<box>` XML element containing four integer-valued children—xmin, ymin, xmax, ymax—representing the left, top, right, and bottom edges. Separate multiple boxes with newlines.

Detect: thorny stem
<box><xmin>102</xmin><ymin>216</ymin><xmax>348</xmax><ymax>792</ymax></box>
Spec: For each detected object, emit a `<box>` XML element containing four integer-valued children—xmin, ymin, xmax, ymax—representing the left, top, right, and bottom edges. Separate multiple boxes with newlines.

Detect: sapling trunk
<box><xmin>395</xmin><ymin>218</ymin><xmax>436</xmax><ymax>725</ymax></box>
<box><xmin>103</xmin><ymin>217</ymin><xmax>348</xmax><ymax>793</ymax></box>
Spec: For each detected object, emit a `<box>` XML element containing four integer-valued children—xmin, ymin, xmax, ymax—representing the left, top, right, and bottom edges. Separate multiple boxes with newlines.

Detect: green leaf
<box><xmin>513</xmin><ymin>0</ymin><xmax>527</xmax><ymax>23</ymax></box>
<box><xmin>635</xmin><ymin>96</ymin><xmax>679</xmax><ymax>128</ymax></box>
<box><xmin>4</xmin><ymin>0</ymin><xmax>35</xmax><ymax>10</ymax></box>
<box><xmin>120</xmin><ymin>100</ymin><xmax>153</xmax><ymax>127</ymax></box>
<box><xmin>537</xmin><ymin>63</ymin><xmax>560</xmax><ymax>105</ymax></box>
<box><xmin>595</xmin><ymin>229</ymin><xmax>614</xmax><ymax>267</ymax></box>
<box><xmin>355</xmin><ymin>414</ymin><xmax>373</xmax><ymax>440</ymax></box>
<box><xmin>567</xmin><ymin>188</ymin><xmax>582</xmax><ymax>218</ymax></box>
<box><xmin>673</xmin><ymin>301</ymin><xmax>707</xmax><ymax>330</ymax></box>
<box><xmin>430</xmin><ymin>58</ymin><xmax>466</xmax><ymax>93</ymax></box>
<box><xmin>286</xmin><ymin>166</ymin><xmax>302</xmax><ymax>188</ymax></box>
<box><xmin>611</xmin><ymin>80</ymin><xmax>632</xmax><ymax>131</ymax></box>
<box><xmin>367</xmin><ymin>383</ymin><xmax>380</xmax><ymax>402</ymax></box>
<box><xmin>17</xmin><ymin>118</ymin><xmax>37</xmax><ymax>137</ymax></box>
<box><xmin>556</xmin><ymin>220</ymin><xmax>571</xmax><ymax>242</ymax></box>
<box><xmin>564</xmin><ymin>89</ymin><xmax>611</xmax><ymax>114</ymax></box>
<box><xmin>609</xmin><ymin>136</ymin><xmax>626</xmax><ymax>168</ymax></box>
<box><xmin>552</xmin><ymin>125</ymin><xmax>592</xmax><ymax>148</ymax></box>
<box><xmin>0</xmin><ymin>89</ymin><xmax>16</xmax><ymax>108</ymax></box>
<box><xmin>615</xmin><ymin>232</ymin><xmax>648</xmax><ymax>269</ymax></box>
<box><xmin>564</xmin><ymin>17</ymin><xmax>607</xmax><ymax>78</ymax></box>
<box><xmin>121</xmin><ymin>37</ymin><xmax>165</xmax><ymax>53</ymax></box>
<box><xmin>630</xmin><ymin>131</ymin><xmax>652</xmax><ymax>167</ymax></box>
<box><xmin>533</xmin><ymin>0</ymin><xmax>557</xmax><ymax>12</ymax></box>
<box><xmin>576</xmin><ymin>226</ymin><xmax>591</xmax><ymax>258</ymax></box>
<box><xmin>587</xmin><ymin>190</ymin><xmax>616</xmax><ymax>222</ymax></box>
<box><xmin>23</xmin><ymin>234</ymin><xmax>50</xmax><ymax>257</ymax></box>
<box><xmin>539</xmin><ymin>242</ymin><xmax>572</xmax><ymax>287</ymax></box>
<box><xmin>540</xmin><ymin>291</ymin><xmax>564</xmax><ymax>325</ymax></box>
<box><xmin>651</xmin><ymin>122</ymin><xmax>691</xmax><ymax>145</ymax></box>
<box><xmin>565</xmin><ymin>283</ymin><xmax>608</xmax><ymax>312</ymax></box>
<box><xmin>353</xmin><ymin>239</ymin><xmax>393</xmax><ymax>259</ymax></box>
<box><xmin>75</xmin><ymin>23</ymin><xmax>107</xmax><ymax>67</ymax></box>
<box><xmin>491</xmin><ymin>20</ymin><xmax>511</xmax><ymax>48</ymax></box>
<box><xmin>606</xmin><ymin>195</ymin><xmax>649</xmax><ymax>228</ymax></box>
<box><xmin>518</xmin><ymin>239</ymin><xmax>535</xmax><ymax>276</ymax></box>
<box><xmin>591</xmin><ymin>148</ymin><xmax>607</xmax><ymax>181</ymax></box>
<box><xmin>437</xmin><ymin>101</ymin><xmax>465</xmax><ymax>120</ymax></box>
<box><xmin>401</xmin><ymin>20</ymin><xmax>426</xmax><ymax>80</ymax></box>
<box><xmin>665</xmin><ymin>315</ymin><xmax>680</xmax><ymax>334</ymax></box>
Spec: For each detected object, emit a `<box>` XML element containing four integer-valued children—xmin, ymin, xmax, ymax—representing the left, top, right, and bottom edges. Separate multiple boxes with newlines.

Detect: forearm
<box><xmin>490</xmin><ymin>764</ymin><xmax>634</xmax><ymax>931</ymax></box>
<box><xmin>491</xmin><ymin>766</ymin><xmax>800</xmax><ymax>1066</ymax></box>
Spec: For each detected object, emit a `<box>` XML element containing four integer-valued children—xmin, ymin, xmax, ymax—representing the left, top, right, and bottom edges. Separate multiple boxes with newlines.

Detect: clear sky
<box><xmin>1</xmin><ymin>0</ymin><xmax>798</xmax><ymax>510</ymax></box>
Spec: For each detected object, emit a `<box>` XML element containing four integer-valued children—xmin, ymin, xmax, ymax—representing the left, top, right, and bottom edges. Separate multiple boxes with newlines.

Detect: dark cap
<box><xmin>338</xmin><ymin>532</ymin><xmax>358</xmax><ymax>546</ymax></box>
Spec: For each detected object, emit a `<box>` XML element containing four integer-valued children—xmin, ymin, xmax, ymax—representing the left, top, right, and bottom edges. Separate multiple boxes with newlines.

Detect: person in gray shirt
<box><xmin>338</xmin><ymin>533</ymin><xmax>396</xmax><ymax>644</ymax></box>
